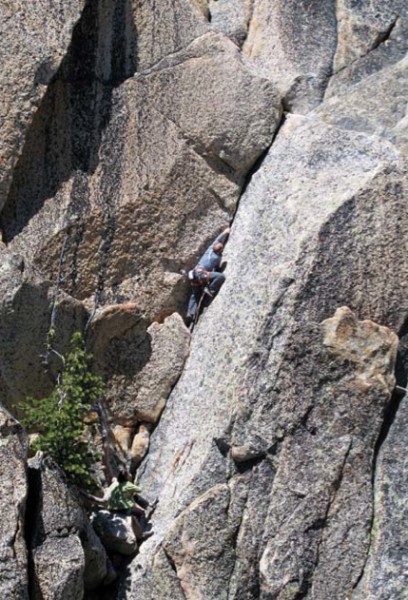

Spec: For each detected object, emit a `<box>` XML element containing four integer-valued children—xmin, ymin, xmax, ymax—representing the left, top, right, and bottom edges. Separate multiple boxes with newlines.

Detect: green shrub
<box><xmin>20</xmin><ymin>332</ymin><xmax>104</xmax><ymax>490</ymax></box>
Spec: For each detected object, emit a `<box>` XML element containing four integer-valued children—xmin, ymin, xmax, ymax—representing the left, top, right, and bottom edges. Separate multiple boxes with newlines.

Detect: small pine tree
<box><xmin>20</xmin><ymin>332</ymin><xmax>105</xmax><ymax>490</ymax></box>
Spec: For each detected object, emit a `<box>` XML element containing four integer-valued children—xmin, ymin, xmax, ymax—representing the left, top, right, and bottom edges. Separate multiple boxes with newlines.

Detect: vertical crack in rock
<box><xmin>312</xmin><ymin>437</ymin><xmax>353</xmax><ymax>584</ymax></box>
<box><xmin>236</xmin><ymin>111</ymin><xmax>286</xmax><ymax>215</ymax></box>
<box><xmin>352</xmin><ymin>324</ymin><xmax>408</xmax><ymax>592</ymax></box>
<box><xmin>24</xmin><ymin>466</ymin><xmax>43</xmax><ymax>599</ymax></box>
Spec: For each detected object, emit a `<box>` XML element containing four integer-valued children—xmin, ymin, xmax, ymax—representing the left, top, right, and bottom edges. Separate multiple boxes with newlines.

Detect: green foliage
<box><xmin>20</xmin><ymin>332</ymin><xmax>104</xmax><ymax>490</ymax></box>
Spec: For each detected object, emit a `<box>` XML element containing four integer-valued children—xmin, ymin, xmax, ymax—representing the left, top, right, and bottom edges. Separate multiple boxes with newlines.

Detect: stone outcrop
<box><xmin>209</xmin><ymin>0</ymin><xmax>252</xmax><ymax>47</ymax></box>
<box><xmin>0</xmin><ymin>405</ymin><xmax>28</xmax><ymax>599</ymax></box>
<box><xmin>91</xmin><ymin>309</ymin><xmax>190</xmax><ymax>425</ymax></box>
<box><xmin>0</xmin><ymin>0</ymin><xmax>280</xmax><ymax>425</ymax></box>
<box><xmin>27</xmin><ymin>455</ymin><xmax>108</xmax><ymax>598</ymax></box>
<box><xmin>243</xmin><ymin>0</ymin><xmax>337</xmax><ymax>112</ymax></box>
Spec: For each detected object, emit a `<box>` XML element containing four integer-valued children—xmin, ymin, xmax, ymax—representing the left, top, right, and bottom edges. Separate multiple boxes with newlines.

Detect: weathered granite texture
<box><xmin>0</xmin><ymin>405</ymin><xmax>28</xmax><ymax>599</ymax></box>
<box><xmin>28</xmin><ymin>455</ymin><xmax>107</xmax><ymax>598</ymax></box>
<box><xmin>0</xmin><ymin>0</ymin><xmax>280</xmax><ymax>424</ymax></box>
<box><xmin>209</xmin><ymin>0</ymin><xmax>253</xmax><ymax>47</ymax></box>
<box><xmin>353</xmin><ymin>395</ymin><xmax>408</xmax><ymax>600</ymax></box>
<box><xmin>125</xmin><ymin>95</ymin><xmax>408</xmax><ymax>598</ymax></box>
<box><xmin>353</xmin><ymin>333</ymin><xmax>408</xmax><ymax>600</ymax></box>
<box><xmin>243</xmin><ymin>0</ymin><xmax>337</xmax><ymax>112</ymax></box>
<box><xmin>1</xmin><ymin>0</ymin><xmax>408</xmax><ymax>598</ymax></box>
<box><xmin>0</xmin><ymin>0</ymin><xmax>85</xmax><ymax>208</ymax></box>
<box><xmin>2</xmin><ymin>31</ymin><xmax>280</xmax><ymax>312</ymax></box>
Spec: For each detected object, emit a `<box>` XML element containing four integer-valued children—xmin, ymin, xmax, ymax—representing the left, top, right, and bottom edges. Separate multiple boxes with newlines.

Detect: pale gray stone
<box><xmin>243</xmin><ymin>0</ymin><xmax>337</xmax><ymax>112</ymax></box>
<box><xmin>209</xmin><ymin>0</ymin><xmax>253</xmax><ymax>47</ymax></box>
<box><xmin>0</xmin><ymin>405</ymin><xmax>28</xmax><ymax>599</ymax></box>
<box><xmin>332</xmin><ymin>0</ymin><xmax>408</xmax><ymax>73</ymax></box>
<box><xmin>126</xmin><ymin>113</ymin><xmax>408</xmax><ymax>597</ymax></box>
<box><xmin>319</xmin><ymin>53</ymin><xmax>408</xmax><ymax>157</ymax></box>
<box><xmin>32</xmin><ymin>536</ymin><xmax>84</xmax><ymax>600</ymax></box>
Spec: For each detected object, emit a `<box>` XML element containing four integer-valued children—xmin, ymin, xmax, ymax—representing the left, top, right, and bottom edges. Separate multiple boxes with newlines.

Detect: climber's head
<box><xmin>117</xmin><ymin>469</ymin><xmax>128</xmax><ymax>483</ymax></box>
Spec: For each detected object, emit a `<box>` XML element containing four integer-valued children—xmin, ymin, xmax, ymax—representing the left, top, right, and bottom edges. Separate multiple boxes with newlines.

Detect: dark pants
<box><xmin>187</xmin><ymin>272</ymin><xmax>225</xmax><ymax>320</ymax></box>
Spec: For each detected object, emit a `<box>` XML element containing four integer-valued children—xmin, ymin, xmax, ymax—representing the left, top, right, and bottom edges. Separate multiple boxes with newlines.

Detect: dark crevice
<box><xmin>24</xmin><ymin>466</ymin><xmax>43</xmax><ymax>600</ymax></box>
<box><xmin>163</xmin><ymin>547</ymin><xmax>178</xmax><ymax>575</ymax></box>
<box><xmin>214</xmin><ymin>436</ymin><xmax>230</xmax><ymax>457</ymax></box>
<box><xmin>372</xmin><ymin>389</ymin><xmax>402</xmax><ymax>482</ymax></box>
<box><xmin>370</xmin><ymin>16</ymin><xmax>399</xmax><ymax>52</ymax></box>
<box><xmin>235</xmin><ymin>455</ymin><xmax>265</xmax><ymax>474</ymax></box>
<box><xmin>372</xmin><ymin>327</ymin><xmax>408</xmax><ymax>483</ymax></box>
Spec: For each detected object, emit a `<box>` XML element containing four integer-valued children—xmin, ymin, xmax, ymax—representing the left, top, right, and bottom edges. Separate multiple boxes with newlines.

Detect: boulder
<box><xmin>91</xmin><ymin>511</ymin><xmax>138</xmax><ymax>556</ymax></box>
<box><xmin>130</xmin><ymin>425</ymin><xmax>150</xmax><ymax>467</ymax></box>
<box><xmin>107</xmin><ymin>313</ymin><xmax>190</xmax><ymax>424</ymax></box>
<box><xmin>112</xmin><ymin>425</ymin><xmax>133</xmax><ymax>454</ymax></box>
<box><xmin>32</xmin><ymin>536</ymin><xmax>84</xmax><ymax>600</ymax></box>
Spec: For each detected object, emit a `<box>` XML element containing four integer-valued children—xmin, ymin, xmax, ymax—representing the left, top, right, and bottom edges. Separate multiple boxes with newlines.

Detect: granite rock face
<box><xmin>243</xmin><ymin>0</ymin><xmax>337</xmax><ymax>112</ymax></box>
<box><xmin>0</xmin><ymin>406</ymin><xmax>28</xmax><ymax>600</ymax></box>
<box><xmin>28</xmin><ymin>455</ymin><xmax>107</xmax><ymax>598</ymax></box>
<box><xmin>124</xmin><ymin>15</ymin><xmax>408</xmax><ymax>591</ymax></box>
<box><xmin>0</xmin><ymin>0</ymin><xmax>280</xmax><ymax>424</ymax></box>
<box><xmin>0</xmin><ymin>0</ymin><xmax>85</xmax><ymax>208</ymax></box>
<box><xmin>1</xmin><ymin>0</ymin><xmax>408</xmax><ymax>598</ymax></box>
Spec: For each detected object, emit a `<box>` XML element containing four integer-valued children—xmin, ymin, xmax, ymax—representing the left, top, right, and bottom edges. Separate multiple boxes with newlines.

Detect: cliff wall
<box><xmin>0</xmin><ymin>1</ymin><xmax>408</xmax><ymax>598</ymax></box>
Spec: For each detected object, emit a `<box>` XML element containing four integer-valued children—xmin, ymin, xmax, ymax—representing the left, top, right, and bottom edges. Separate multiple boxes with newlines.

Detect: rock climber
<box><xmin>186</xmin><ymin>227</ymin><xmax>230</xmax><ymax>325</ymax></box>
<box><xmin>94</xmin><ymin>470</ymin><xmax>152</xmax><ymax>541</ymax></box>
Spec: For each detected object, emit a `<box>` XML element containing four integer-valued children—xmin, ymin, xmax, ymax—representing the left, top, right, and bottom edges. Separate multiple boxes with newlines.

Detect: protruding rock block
<box><xmin>131</xmin><ymin>424</ymin><xmax>150</xmax><ymax>467</ymax></box>
<box><xmin>91</xmin><ymin>511</ymin><xmax>138</xmax><ymax>556</ymax></box>
<box><xmin>323</xmin><ymin>306</ymin><xmax>398</xmax><ymax>394</ymax></box>
<box><xmin>108</xmin><ymin>313</ymin><xmax>191</xmax><ymax>424</ymax></box>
